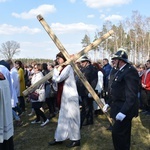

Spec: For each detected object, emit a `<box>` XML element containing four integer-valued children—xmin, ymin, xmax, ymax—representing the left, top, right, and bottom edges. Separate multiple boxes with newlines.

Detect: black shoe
<box><xmin>48</xmin><ymin>140</ymin><xmax>63</xmax><ymax>146</ymax></box>
<box><xmin>66</xmin><ymin>140</ymin><xmax>80</xmax><ymax>148</ymax></box>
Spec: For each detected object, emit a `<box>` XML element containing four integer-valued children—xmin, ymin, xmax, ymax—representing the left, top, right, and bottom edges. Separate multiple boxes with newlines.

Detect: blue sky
<box><xmin>0</xmin><ymin>0</ymin><xmax>149</xmax><ymax>60</ymax></box>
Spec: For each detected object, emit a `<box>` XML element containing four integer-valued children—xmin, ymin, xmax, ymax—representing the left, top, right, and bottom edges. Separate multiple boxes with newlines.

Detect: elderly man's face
<box><xmin>113</xmin><ymin>58</ymin><xmax>126</xmax><ymax>69</ymax></box>
<box><xmin>80</xmin><ymin>61</ymin><xmax>88</xmax><ymax>68</ymax></box>
<box><xmin>113</xmin><ymin>58</ymin><xmax>121</xmax><ymax>68</ymax></box>
<box><xmin>111</xmin><ymin>60</ymin><xmax>117</xmax><ymax>67</ymax></box>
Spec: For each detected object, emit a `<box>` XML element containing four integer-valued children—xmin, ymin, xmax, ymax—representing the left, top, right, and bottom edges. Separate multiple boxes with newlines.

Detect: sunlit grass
<box><xmin>14</xmin><ymin>103</ymin><xmax>150</xmax><ymax>150</ymax></box>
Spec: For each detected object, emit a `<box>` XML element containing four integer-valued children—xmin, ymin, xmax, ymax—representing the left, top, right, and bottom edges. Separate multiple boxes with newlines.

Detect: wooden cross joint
<box><xmin>23</xmin><ymin>14</ymin><xmax>114</xmax><ymax>125</ymax></box>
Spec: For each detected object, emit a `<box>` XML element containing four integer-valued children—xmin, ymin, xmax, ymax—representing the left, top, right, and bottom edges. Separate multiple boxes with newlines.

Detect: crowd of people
<box><xmin>0</xmin><ymin>49</ymin><xmax>150</xmax><ymax>150</ymax></box>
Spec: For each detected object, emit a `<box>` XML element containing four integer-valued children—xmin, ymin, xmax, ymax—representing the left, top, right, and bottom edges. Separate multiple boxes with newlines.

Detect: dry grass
<box><xmin>14</xmin><ymin>103</ymin><xmax>150</xmax><ymax>150</ymax></box>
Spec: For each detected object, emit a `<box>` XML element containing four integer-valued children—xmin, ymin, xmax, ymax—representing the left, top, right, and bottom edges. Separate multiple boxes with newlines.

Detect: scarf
<box><xmin>56</xmin><ymin>65</ymin><xmax>66</xmax><ymax>109</ymax></box>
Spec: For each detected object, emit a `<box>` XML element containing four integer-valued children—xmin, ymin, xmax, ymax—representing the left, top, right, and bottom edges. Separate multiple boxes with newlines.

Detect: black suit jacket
<box><xmin>76</xmin><ymin>64</ymin><xmax>98</xmax><ymax>96</ymax></box>
<box><xmin>110</xmin><ymin>63</ymin><xmax>139</xmax><ymax>120</ymax></box>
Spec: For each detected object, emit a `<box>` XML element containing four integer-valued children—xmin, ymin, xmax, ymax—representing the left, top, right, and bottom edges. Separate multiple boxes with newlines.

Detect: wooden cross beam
<box><xmin>22</xmin><ymin>20</ymin><xmax>114</xmax><ymax>97</ymax></box>
<box><xmin>35</xmin><ymin>14</ymin><xmax>114</xmax><ymax>125</ymax></box>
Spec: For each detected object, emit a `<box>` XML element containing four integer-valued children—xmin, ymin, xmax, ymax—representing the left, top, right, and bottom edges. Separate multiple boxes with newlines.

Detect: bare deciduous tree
<box><xmin>0</xmin><ymin>40</ymin><xmax>20</xmax><ymax>59</ymax></box>
<box><xmin>81</xmin><ymin>11</ymin><xmax>150</xmax><ymax>64</ymax></box>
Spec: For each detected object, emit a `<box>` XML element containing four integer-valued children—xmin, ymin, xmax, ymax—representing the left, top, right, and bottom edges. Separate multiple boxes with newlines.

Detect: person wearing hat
<box><xmin>102</xmin><ymin>48</ymin><xmax>139</xmax><ymax>150</ymax></box>
<box><xmin>49</xmin><ymin>52</ymin><xmax>81</xmax><ymax>148</ymax></box>
<box><xmin>76</xmin><ymin>55</ymin><xmax>98</xmax><ymax>128</ymax></box>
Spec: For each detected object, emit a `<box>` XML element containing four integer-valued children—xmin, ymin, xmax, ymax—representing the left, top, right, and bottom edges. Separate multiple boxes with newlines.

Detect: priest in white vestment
<box><xmin>49</xmin><ymin>52</ymin><xmax>81</xmax><ymax>148</ymax></box>
<box><xmin>0</xmin><ymin>65</ymin><xmax>14</xmax><ymax>150</ymax></box>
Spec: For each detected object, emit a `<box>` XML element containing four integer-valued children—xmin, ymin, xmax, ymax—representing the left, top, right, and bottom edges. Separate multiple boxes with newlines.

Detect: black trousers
<box><xmin>18</xmin><ymin>96</ymin><xmax>25</xmax><ymax>112</ymax></box>
<box><xmin>141</xmin><ymin>89</ymin><xmax>150</xmax><ymax>111</ymax></box>
<box><xmin>32</xmin><ymin>102</ymin><xmax>47</xmax><ymax>122</ymax></box>
<box><xmin>13</xmin><ymin>105</ymin><xmax>22</xmax><ymax>115</ymax></box>
<box><xmin>112</xmin><ymin>118</ymin><xmax>132</xmax><ymax>150</ymax></box>
<box><xmin>80</xmin><ymin>96</ymin><xmax>93</xmax><ymax>127</ymax></box>
<box><xmin>0</xmin><ymin>136</ymin><xmax>14</xmax><ymax>150</ymax></box>
<box><xmin>45</xmin><ymin>97</ymin><xmax>56</xmax><ymax>114</ymax></box>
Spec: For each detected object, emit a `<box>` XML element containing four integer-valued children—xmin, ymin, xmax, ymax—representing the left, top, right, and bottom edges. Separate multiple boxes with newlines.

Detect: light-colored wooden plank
<box><xmin>36</xmin><ymin>14</ymin><xmax>114</xmax><ymax>125</ymax></box>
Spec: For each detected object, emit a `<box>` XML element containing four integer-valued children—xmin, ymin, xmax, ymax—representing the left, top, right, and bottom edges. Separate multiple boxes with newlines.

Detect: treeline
<box><xmin>14</xmin><ymin>58</ymin><xmax>53</xmax><ymax>66</ymax></box>
<box><xmin>1</xmin><ymin>11</ymin><xmax>150</xmax><ymax>65</ymax></box>
<box><xmin>81</xmin><ymin>11</ymin><xmax>150</xmax><ymax>64</ymax></box>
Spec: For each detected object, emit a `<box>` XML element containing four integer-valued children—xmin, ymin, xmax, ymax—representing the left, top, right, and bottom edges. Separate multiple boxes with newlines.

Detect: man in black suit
<box><xmin>76</xmin><ymin>56</ymin><xmax>98</xmax><ymax>128</ymax></box>
<box><xmin>103</xmin><ymin>48</ymin><xmax>139</xmax><ymax>150</ymax></box>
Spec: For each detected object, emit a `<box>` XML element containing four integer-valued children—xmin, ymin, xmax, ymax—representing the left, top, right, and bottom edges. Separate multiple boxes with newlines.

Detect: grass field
<box><xmin>13</xmin><ymin>103</ymin><xmax>150</xmax><ymax>150</ymax></box>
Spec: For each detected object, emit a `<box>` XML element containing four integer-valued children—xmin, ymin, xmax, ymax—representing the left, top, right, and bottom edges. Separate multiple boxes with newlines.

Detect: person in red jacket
<box><xmin>141</xmin><ymin>59</ymin><xmax>150</xmax><ymax>115</ymax></box>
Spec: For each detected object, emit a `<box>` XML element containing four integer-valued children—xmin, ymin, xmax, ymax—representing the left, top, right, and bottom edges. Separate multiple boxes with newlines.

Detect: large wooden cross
<box><xmin>23</xmin><ymin>15</ymin><xmax>114</xmax><ymax>125</ymax></box>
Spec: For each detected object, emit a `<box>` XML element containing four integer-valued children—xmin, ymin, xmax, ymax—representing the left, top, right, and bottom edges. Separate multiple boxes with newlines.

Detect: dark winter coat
<box><xmin>76</xmin><ymin>64</ymin><xmax>98</xmax><ymax>96</ymax></box>
<box><xmin>110</xmin><ymin>63</ymin><xmax>139</xmax><ymax>120</ymax></box>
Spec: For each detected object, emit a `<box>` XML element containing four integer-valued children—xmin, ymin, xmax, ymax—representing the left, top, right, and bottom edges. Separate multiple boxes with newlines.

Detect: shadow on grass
<box><xmin>13</xmin><ymin>105</ymin><xmax>150</xmax><ymax>150</ymax></box>
<box><xmin>131</xmin><ymin>112</ymin><xmax>150</xmax><ymax>150</ymax></box>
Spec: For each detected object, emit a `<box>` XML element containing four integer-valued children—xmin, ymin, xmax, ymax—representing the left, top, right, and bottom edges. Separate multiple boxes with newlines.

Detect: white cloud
<box><xmin>12</xmin><ymin>4</ymin><xmax>56</xmax><ymax>19</ymax></box>
<box><xmin>104</xmin><ymin>15</ymin><xmax>123</xmax><ymax>21</ymax></box>
<box><xmin>51</xmin><ymin>22</ymin><xmax>98</xmax><ymax>34</ymax></box>
<box><xmin>69</xmin><ymin>0</ymin><xmax>76</xmax><ymax>3</ymax></box>
<box><xmin>0</xmin><ymin>24</ymin><xmax>41</xmax><ymax>35</ymax></box>
<box><xmin>99</xmin><ymin>13</ymin><xmax>123</xmax><ymax>22</ymax></box>
<box><xmin>87</xmin><ymin>14</ymin><xmax>95</xmax><ymax>18</ymax></box>
<box><xmin>83</xmin><ymin>0</ymin><xmax>132</xmax><ymax>8</ymax></box>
